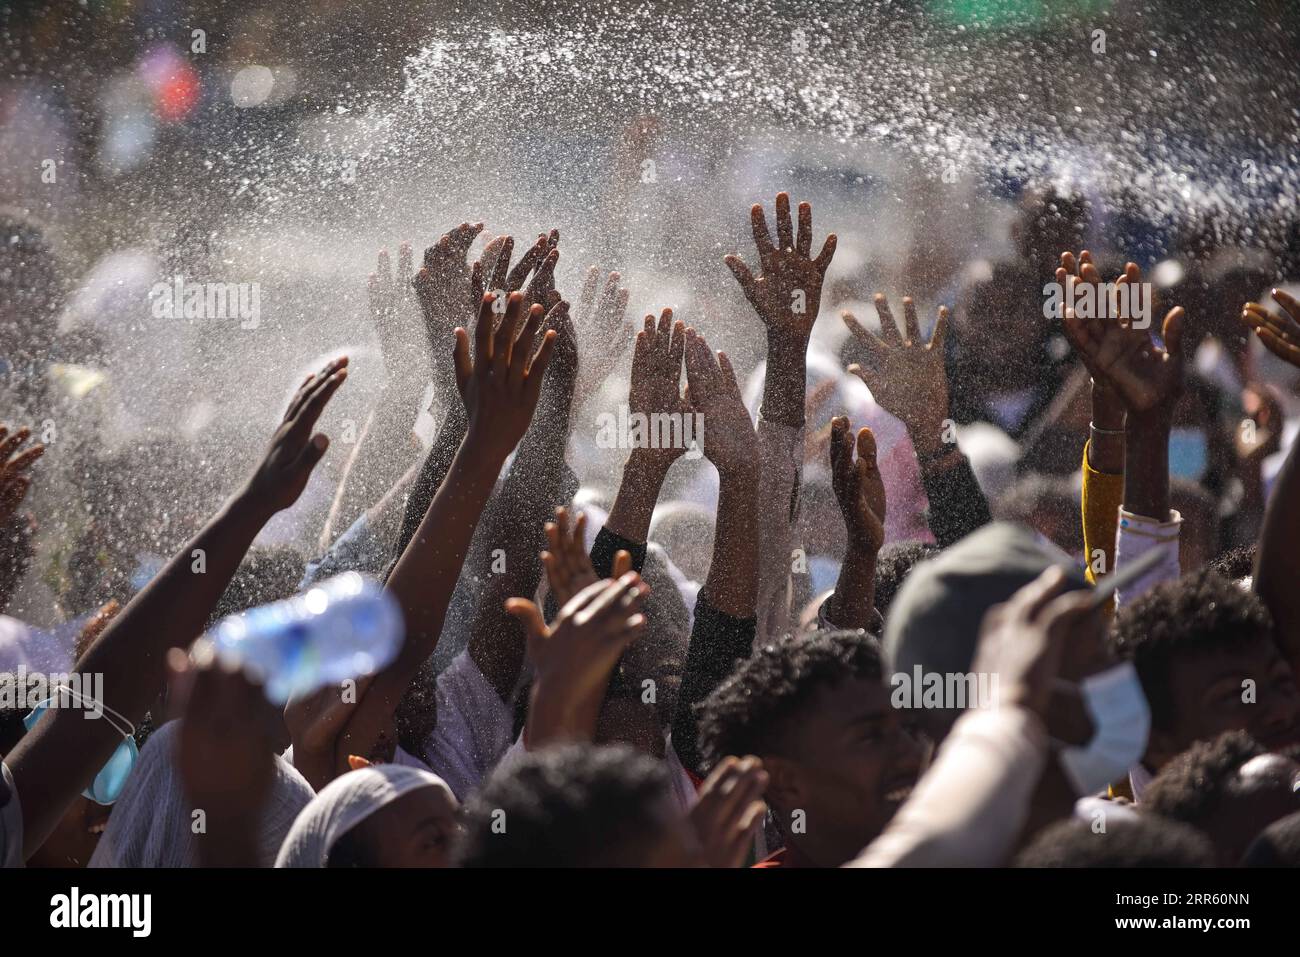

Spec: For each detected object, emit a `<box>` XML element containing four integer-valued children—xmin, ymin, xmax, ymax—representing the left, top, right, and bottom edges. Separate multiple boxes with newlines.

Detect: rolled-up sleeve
<box><xmin>1115</xmin><ymin>507</ymin><xmax>1182</xmax><ymax>608</ymax></box>
<box><xmin>754</xmin><ymin>416</ymin><xmax>803</xmax><ymax>644</ymax></box>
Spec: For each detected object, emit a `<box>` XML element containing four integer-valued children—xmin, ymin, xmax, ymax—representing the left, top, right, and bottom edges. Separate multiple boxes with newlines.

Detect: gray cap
<box><xmin>882</xmin><ymin>522</ymin><xmax>1089</xmax><ymax>681</ymax></box>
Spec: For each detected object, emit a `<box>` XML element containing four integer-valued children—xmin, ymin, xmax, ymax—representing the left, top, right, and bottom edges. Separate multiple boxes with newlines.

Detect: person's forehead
<box><xmin>807</xmin><ymin>676</ymin><xmax>892</xmax><ymax>729</ymax></box>
<box><xmin>1176</xmin><ymin>641</ymin><xmax>1282</xmax><ymax>687</ymax></box>
<box><xmin>377</xmin><ymin>785</ymin><xmax>458</xmax><ymax>833</ymax></box>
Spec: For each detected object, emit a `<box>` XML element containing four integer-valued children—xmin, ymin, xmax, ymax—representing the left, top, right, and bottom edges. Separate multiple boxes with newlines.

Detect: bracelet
<box><xmin>1089</xmin><ymin>422</ymin><xmax>1125</xmax><ymax>436</ymax></box>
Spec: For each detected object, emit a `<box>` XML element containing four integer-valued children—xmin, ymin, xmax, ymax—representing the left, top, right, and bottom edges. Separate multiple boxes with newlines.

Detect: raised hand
<box><xmin>844</xmin><ymin>295</ymin><xmax>950</xmax><ymax>453</ymax></box>
<box><xmin>515</xmin><ymin>573</ymin><xmax>649</xmax><ymax>687</ymax></box>
<box><xmin>1058</xmin><ymin>251</ymin><xmax>1185</xmax><ymax>419</ymax></box>
<box><xmin>410</xmin><ymin>222</ymin><xmax>484</xmax><ymax>360</ymax></box>
<box><xmin>541</xmin><ymin>506</ymin><xmax>631</xmax><ymax>609</ymax></box>
<box><xmin>242</xmin><ymin>357</ymin><xmax>348</xmax><ymax>516</ymax></box>
<box><xmin>470</xmin><ymin>230</ymin><xmax>561</xmax><ymax>315</ymax></box>
<box><xmin>830</xmin><ymin>417</ymin><xmax>886</xmax><ymax>555</ymax></box>
<box><xmin>684</xmin><ymin>327</ymin><xmax>758</xmax><ymax>481</ymax></box>
<box><xmin>507</xmin><ymin>573</ymin><xmax>650</xmax><ymax>746</ymax></box>
<box><xmin>368</xmin><ymin>242</ymin><xmax>416</xmax><ymax>358</ymax></box>
<box><xmin>725</xmin><ymin>192</ymin><xmax>837</xmax><ymax>346</ymax></box>
<box><xmin>0</xmin><ymin>423</ymin><xmax>43</xmax><ymax>527</ymax></box>
<box><xmin>628</xmin><ymin>307</ymin><xmax>691</xmax><ymax>470</ymax></box>
<box><xmin>519</xmin><ymin>232</ymin><xmax>562</xmax><ymax>316</ymax></box>
<box><xmin>689</xmin><ymin>755</ymin><xmax>769</xmax><ymax>868</ymax></box>
<box><xmin>0</xmin><ymin>423</ymin><xmax>42</xmax><ymax>610</ymax></box>
<box><xmin>452</xmin><ymin>292</ymin><xmax>558</xmax><ymax>464</ymax></box>
<box><xmin>1242</xmin><ymin>288</ymin><xmax>1300</xmax><ymax>369</ymax></box>
<box><xmin>573</xmin><ymin>266</ymin><xmax>633</xmax><ymax>406</ymax></box>
<box><xmin>170</xmin><ymin>645</ymin><xmax>277</xmax><ymax>866</ymax></box>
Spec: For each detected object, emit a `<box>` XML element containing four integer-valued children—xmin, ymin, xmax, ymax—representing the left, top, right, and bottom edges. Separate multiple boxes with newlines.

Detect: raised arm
<box><xmin>321</xmin><ymin>243</ymin><xmax>433</xmax><ymax>544</ymax></box>
<box><xmin>510</xmin><ymin>574</ymin><xmax>649</xmax><ymax>748</ymax></box>
<box><xmin>821</xmin><ymin>417</ymin><xmax>886</xmax><ymax>631</ymax></box>
<box><xmin>1242</xmin><ymin>289</ymin><xmax>1300</xmax><ymax>666</ymax></box>
<box><xmin>390</xmin><ymin>233</ymin><xmax>553</xmax><ymax>564</ymax></box>
<box><xmin>685</xmin><ymin>328</ymin><xmax>760</xmax><ymax>618</ymax></box>
<box><xmin>335</xmin><ymin>292</ymin><xmax>557</xmax><ymax>763</ymax></box>
<box><xmin>844</xmin><ymin>294</ymin><xmax>992</xmax><ymax>547</ymax></box>
<box><xmin>725</xmin><ymin>192</ymin><xmax>836</xmax><ymax>638</ymax></box>
<box><xmin>600</xmin><ymin>307</ymin><xmax>689</xmax><ymax>566</ymax></box>
<box><xmin>0</xmin><ymin>423</ymin><xmax>43</xmax><ymax>613</ymax></box>
<box><xmin>670</xmin><ymin>328</ymin><xmax>761</xmax><ymax>775</ymax></box>
<box><xmin>466</xmin><ymin>304</ymin><xmax>579</xmax><ymax>700</ymax></box>
<box><xmin>1060</xmin><ymin>252</ymin><xmax>1185</xmax><ymax>606</ymax></box>
<box><xmin>8</xmin><ymin>357</ymin><xmax>348</xmax><ymax>857</ymax></box>
<box><xmin>1055</xmin><ymin>252</ymin><xmax>1126</xmax><ymax>586</ymax></box>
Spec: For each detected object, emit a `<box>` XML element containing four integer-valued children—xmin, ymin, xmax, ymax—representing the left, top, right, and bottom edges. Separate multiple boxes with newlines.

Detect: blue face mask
<box><xmin>1168</xmin><ymin>427</ymin><xmax>1209</xmax><ymax>481</ymax></box>
<box><xmin>23</xmin><ymin>697</ymin><xmax>138</xmax><ymax>806</ymax></box>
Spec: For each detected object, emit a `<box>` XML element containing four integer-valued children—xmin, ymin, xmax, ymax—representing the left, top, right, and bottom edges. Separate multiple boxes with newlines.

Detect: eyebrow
<box><xmin>846</xmin><ymin>709</ymin><xmax>890</xmax><ymax>727</ymax></box>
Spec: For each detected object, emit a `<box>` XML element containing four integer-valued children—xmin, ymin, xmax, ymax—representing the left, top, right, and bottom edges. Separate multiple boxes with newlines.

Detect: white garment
<box><xmin>415</xmin><ymin>650</ymin><xmax>515</xmax><ymax>802</ymax></box>
<box><xmin>281</xmin><ymin>652</ymin><xmax>513</xmax><ymax>803</ymax></box>
<box><xmin>754</xmin><ymin>415</ymin><xmax>804</xmax><ymax>644</ymax></box>
<box><xmin>275</xmin><ymin>764</ymin><xmax>453</xmax><ymax>868</ymax></box>
<box><xmin>1</xmin><ymin>761</ymin><xmax>22</xmax><ymax>868</ymax></box>
<box><xmin>89</xmin><ymin>720</ymin><xmax>314</xmax><ymax>867</ymax></box>
<box><xmin>1114</xmin><ymin>507</ymin><xmax>1182</xmax><ymax>608</ymax></box>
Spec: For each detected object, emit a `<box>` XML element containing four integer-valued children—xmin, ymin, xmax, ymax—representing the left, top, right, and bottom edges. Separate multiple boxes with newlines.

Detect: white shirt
<box><xmin>409</xmin><ymin>650</ymin><xmax>514</xmax><ymax>802</ymax></box>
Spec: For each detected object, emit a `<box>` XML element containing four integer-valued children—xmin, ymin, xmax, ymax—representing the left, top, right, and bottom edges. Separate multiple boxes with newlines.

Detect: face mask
<box><xmin>1052</xmin><ymin>662</ymin><xmax>1151</xmax><ymax>796</ymax></box>
<box><xmin>1167</xmin><ymin>427</ymin><xmax>1208</xmax><ymax>481</ymax></box>
<box><xmin>23</xmin><ymin>691</ymin><xmax>139</xmax><ymax>806</ymax></box>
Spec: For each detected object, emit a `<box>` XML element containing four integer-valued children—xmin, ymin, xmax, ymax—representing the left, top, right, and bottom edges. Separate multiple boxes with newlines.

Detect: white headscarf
<box><xmin>274</xmin><ymin>764</ymin><xmax>453</xmax><ymax>868</ymax></box>
<box><xmin>88</xmin><ymin>720</ymin><xmax>315</xmax><ymax>868</ymax></box>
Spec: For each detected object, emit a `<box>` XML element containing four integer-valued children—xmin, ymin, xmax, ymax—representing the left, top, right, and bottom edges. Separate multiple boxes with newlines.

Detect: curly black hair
<box><xmin>873</xmin><ymin>541</ymin><xmax>940</xmax><ymax>620</ymax></box>
<box><xmin>454</xmin><ymin>744</ymin><xmax>674</xmax><ymax>868</ymax></box>
<box><xmin>1143</xmin><ymin>730</ymin><xmax>1265</xmax><ymax>830</ymax></box>
<box><xmin>1208</xmin><ymin>544</ymin><xmax>1257</xmax><ymax>584</ymax></box>
<box><xmin>1110</xmin><ymin>569</ymin><xmax>1275</xmax><ymax>731</ymax></box>
<box><xmin>1014</xmin><ymin>815</ymin><xmax>1214</xmax><ymax>868</ymax></box>
<box><xmin>1242</xmin><ymin>811</ymin><xmax>1300</xmax><ymax>867</ymax></box>
<box><xmin>696</xmin><ymin>629</ymin><xmax>882</xmax><ymax>771</ymax></box>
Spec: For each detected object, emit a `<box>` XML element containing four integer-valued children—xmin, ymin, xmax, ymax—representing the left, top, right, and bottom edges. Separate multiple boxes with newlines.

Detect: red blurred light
<box><xmin>157</xmin><ymin>63</ymin><xmax>201</xmax><ymax>122</ymax></box>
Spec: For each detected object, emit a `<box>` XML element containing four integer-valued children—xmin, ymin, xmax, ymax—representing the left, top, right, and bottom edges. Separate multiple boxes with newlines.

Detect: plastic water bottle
<box><xmin>210</xmin><ymin>572</ymin><xmax>404</xmax><ymax>704</ymax></box>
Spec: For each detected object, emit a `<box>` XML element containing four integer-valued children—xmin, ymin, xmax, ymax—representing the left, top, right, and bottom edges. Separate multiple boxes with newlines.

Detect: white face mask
<box><xmin>1052</xmin><ymin>662</ymin><xmax>1151</xmax><ymax>796</ymax></box>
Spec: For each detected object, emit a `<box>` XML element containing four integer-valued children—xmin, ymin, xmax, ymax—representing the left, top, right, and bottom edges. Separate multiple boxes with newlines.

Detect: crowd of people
<box><xmin>3</xmin><ymin>178</ymin><xmax>1300</xmax><ymax>870</ymax></box>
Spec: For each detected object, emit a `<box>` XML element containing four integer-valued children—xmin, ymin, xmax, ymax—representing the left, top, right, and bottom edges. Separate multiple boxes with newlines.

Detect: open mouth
<box><xmin>882</xmin><ymin>780</ymin><xmax>916</xmax><ymax>805</ymax></box>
